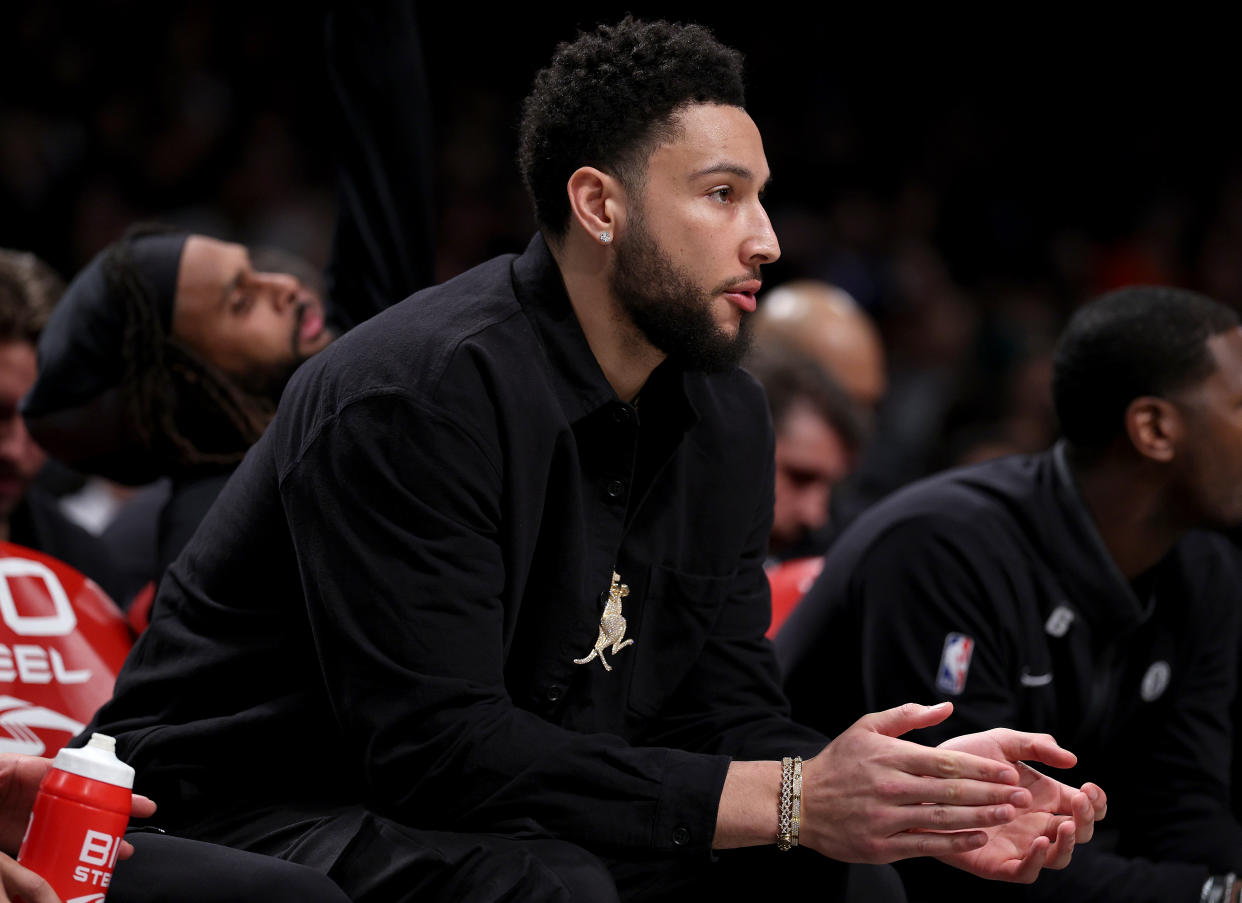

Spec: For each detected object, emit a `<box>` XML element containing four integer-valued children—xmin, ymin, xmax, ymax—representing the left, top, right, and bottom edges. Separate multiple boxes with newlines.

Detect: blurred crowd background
<box><xmin>4</xmin><ymin>2</ymin><xmax>1239</xmax><ymax>481</ymax></box>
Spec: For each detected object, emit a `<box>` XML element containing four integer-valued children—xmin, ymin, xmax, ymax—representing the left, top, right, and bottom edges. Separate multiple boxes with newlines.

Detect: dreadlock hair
<box><xmin>0</xmin><ymin>249</ymin><xmax>64</xmax><ymax>345</ymax></box>
<box><xmin>104</xmin><ymin>224</ymin><xmax>275</xmax><ymax>474</ymax></box>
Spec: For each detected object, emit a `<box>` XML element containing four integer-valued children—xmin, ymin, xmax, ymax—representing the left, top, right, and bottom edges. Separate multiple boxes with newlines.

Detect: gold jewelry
<box><xmin>573</xmin><ymin>571</ymin><xmax>634</xmax><ymax>671</ymax></box>
<box><xmin>777</xmin><ymin>756</ymin><xmax>802</xmax><ymax>850</ymax></box>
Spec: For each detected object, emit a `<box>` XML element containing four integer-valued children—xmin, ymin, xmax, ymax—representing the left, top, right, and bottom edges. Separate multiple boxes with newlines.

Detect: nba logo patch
<box><xmin>936</xmin><ymin>633</ymin><xmax>974</xmax><ymax>695</ymax></box>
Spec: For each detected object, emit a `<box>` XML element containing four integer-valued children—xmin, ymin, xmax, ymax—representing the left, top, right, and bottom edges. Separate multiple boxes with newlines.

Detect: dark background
<box><xmin>4</xmin><ymin>3</ymin><xmax>1237</xmax><ymax>468</ymax></box>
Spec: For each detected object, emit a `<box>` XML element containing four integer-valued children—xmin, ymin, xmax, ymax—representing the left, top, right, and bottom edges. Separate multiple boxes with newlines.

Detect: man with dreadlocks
<box><xmin>0</xmin><ymin>247</ymin><xmax>357</xmax><ymax>903</ymax></box>
<box><xmin>21</xmin><ymin>0</ymin><xmax>435</xmax><ymax>583</ymax></box>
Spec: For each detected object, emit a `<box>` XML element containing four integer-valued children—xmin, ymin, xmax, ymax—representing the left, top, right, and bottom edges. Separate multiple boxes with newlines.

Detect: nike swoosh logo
<box><xmin>1019</xmin><ymin>670</ymin><xmax>1053</xmax><ymax>687</ymax></box>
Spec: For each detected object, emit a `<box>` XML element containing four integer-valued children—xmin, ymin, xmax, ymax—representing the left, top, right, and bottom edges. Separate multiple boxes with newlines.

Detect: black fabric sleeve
<box><xmin>321</xmin><ymin>0</ymin><xmax>435</xmax><ymax>332</ymax></box>
<box><xmin>854</xmin><ymin>518</ymin><xmax>1019</xmax><ymax>741</ymax></box>
<box><xmin>278</xmin><ymin>392</ymin><xmax>728</xmax><ymax>858</ymax></box>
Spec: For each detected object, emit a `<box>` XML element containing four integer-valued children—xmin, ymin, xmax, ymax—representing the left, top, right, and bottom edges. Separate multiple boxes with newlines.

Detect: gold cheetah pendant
<box><xmin>573</xmin><ymin>571</ymin><xmax>634</xmax><ymax>672</ymax></box>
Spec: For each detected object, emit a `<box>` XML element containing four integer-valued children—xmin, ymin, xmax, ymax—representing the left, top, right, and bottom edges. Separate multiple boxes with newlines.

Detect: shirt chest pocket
<box><xmin>624</xmin><ymin>565</ymin><xmax>732</xmax><ymax>720</ymax></box>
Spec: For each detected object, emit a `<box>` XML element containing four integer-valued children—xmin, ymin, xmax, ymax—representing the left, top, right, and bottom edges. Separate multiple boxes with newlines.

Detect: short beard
<box><xmin>229</xmin><ymin>303</ymin><xmax>312</xmax><ymax>405</ymax></box>
<box><xmin>610</xmin><ymin>214</ymin><xmax>752</xmax><ymax>373</ymax></box>
<box><xmin>231</xmin><ymin>356</ymin><xmax>304</xmax><ymax>406</ymax></box>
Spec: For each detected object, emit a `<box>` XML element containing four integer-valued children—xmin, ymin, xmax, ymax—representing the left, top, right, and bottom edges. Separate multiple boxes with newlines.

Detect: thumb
<box><xmin>858</xmin><ymin>701</ymin><xmax>953</xmax><ymax>738</ymax></box>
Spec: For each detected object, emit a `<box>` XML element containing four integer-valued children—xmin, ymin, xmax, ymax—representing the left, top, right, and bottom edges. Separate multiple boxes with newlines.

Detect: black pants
<box><xmin>185</xmin><ymin>804</ymin><xmax>905</xmax><ymax>903</ymax></box>
<box><xmin>109</xmin><ymin>832</ymin><xmax>352</xmax><ymax>903</ymax></box>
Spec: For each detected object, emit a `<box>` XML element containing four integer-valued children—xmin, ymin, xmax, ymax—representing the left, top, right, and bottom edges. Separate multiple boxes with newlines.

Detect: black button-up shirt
<box><xmin>93</xmin><ymin>234</ymin><xmax>825</xmax><ymax>858</ymax></box>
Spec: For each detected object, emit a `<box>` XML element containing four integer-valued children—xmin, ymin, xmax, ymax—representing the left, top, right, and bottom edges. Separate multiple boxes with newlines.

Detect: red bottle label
<box><xmin>16</xmin><ymin>770</ymin><xmax>131</xmax><ymax>902</ymax></box>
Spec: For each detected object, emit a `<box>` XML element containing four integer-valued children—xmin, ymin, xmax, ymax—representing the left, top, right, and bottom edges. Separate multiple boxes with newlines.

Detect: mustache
<box><xmin>713</xmin><ymin>271</ymin><xmax>763</xmax><ymax>295</ymax></box>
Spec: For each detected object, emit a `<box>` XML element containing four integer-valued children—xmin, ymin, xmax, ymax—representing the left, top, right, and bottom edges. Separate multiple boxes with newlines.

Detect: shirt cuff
<box><xmin>650</xmin><ymin>749</ymin><xmax>732</xmax><ymax>857</ymax></box>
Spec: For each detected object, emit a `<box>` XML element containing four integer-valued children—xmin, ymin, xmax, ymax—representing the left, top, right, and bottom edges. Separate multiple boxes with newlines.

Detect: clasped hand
<box><xmin>798</xmin><ymin>702</ymin><xmax>1107</xmax><ymax>883</ymax></box>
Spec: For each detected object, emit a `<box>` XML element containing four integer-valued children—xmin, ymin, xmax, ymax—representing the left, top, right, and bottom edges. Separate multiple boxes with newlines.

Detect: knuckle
<box><xmin>935</xmin><ymin>752</ymin><xmax>960</xmax><ymax>777</ymax></box>
<box><xmin>875</xmin><ymin>779</ymin><xmax>902</xmax><ymax>799</ymax></box>
<box><xmin>25</xmin><ymin>874</ymin><xmax>51</xmax><ymax>896</ymax></box>
<box><xmin>859</xmin><ymin>836</ymin><xmax>884</xmax><ymax>861</ymax></box>
<box><xmin>953</xmin><ymin>832</ymin><xmax>978</xmax><ymax>851</ymax></box>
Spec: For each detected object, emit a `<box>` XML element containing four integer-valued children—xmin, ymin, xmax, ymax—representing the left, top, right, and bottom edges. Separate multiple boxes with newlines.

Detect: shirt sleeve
<box><xmin>277</xmin><ymin>391</ymin><xmax>730</xmax><ymax>856</ymax></box>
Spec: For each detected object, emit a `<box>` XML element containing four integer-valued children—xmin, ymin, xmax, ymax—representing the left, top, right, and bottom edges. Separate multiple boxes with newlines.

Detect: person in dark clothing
<box><xmin>743</xmin><ymin>342</ymin><xmax>866</xmax><ymax>562</ymax></box>
<box><xmin>21</xmin><ymin>0</ymin><xmax>435</xmax><ymax>580</ymax></box>
<box><xmin>0</xmin><ymin>251</ymin><xmax>352</xmax><ymax>903</ymax></box>
<box><xmin>81</xmin><ymin>17</ymin><xmax>1105</xmax><ymax>902</ymax></box>
<box><xmin>778</xmin><ymin>286</ymin><xmax>1242</xmax><ymax>903</ymax></box>
<box><xmin>0</xmin><ymin>249</ymin><xmax>125</xmax><ymax>603</ymax></box>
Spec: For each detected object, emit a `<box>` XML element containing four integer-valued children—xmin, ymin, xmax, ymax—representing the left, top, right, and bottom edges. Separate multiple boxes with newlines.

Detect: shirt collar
<box><xmin>1048</xmin><ymin>441</ymin><xmax>1156</xmax><ymax>629</ymax></box>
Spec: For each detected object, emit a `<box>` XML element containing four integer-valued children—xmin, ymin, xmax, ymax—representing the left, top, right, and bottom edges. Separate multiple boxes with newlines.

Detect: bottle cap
<box><xmin>51</xmin><ymin>732</ymin><xmax>134</xmax><ymax>789</ymax></box>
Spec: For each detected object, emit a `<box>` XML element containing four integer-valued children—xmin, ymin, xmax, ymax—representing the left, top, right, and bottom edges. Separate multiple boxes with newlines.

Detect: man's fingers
<box><xmin>993</xmin><ymin>731</ymin><xmax>1078</xmax><ymax>770</ymax></box>
<box><xmin>895</xmin><ymin>743</ymin><xmax>1020</xmax><ymax>786</ymax></box>
<box><xmin>1042</xmin><ymin>818</ymin><xmax>1078</xmax><ymax>870</ymax></box>
<box><xmin>1</xmin><ymin>857</ymin><xmax>62</xmax><ymax>903</ymax></box>
<box><xmin>1083</xmin><ymin>782</ymin><xmax>1107</xmax><ymax>820</ymax></box>
<box><xmin>131</xmin><ymin>794</ymin><xmax>157</xmax><ymax>818</ymax></box>
<box><xmin>893</xmin><ymin>777</ymin><xmax>1031</xmax><ymax>810</ymax></box>
<box><xmin>1008</xmin><ymin>834</ymin><xmax>1052</xmax><ymax>884</ymax></box>
<box><xmin>886</xmin><ymin>829</ymin><xmax>988</xmax><ymax>860</ymax></box>
<box><xmin>858</xmin><ymin>702</ymin><xmax>955</xmax><ymax>739</ymax></box>
<box><xmin>1071</xmin><ymin>790</ymin><xmax>1095</xmax><ymax>844</ymax></box>
<box><xmin>898</xmin><ymin>802</ymin><xmax>1019</xmax><ymax>832</ymax></box>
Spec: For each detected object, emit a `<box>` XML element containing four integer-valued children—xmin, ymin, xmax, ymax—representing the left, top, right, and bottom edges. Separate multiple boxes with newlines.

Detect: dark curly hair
<box><xmin>518</xmin><ymin>16</ymin><xmax>746</xmax><ymax>239</ymax></box>
<box><xmin>1053</xmin><ymin>285</ymin><xmax>1239</xmax><ymax>452</ymax></box>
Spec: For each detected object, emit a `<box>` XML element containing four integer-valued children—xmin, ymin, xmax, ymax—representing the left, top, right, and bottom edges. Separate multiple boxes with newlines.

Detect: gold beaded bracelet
<box><xmin>777</xmin><ymin>756</ymin><xmax>803</xmax><ymax>851</ymax></box>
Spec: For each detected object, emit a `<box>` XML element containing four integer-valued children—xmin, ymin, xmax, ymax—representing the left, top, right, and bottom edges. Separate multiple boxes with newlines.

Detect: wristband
<box><xmin>777</xmin><ymin>756</ymin><xmax>802</xmax><ymax>851</ymax></box>
<box><xmin>1202</xmin><ymin>873</ymin><xmax>1237</xmax><ymax>903</ymax></box>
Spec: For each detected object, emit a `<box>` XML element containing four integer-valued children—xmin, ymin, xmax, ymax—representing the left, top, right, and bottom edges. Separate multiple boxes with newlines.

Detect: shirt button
<box><xmin>545</xmin><ymin>684</ymin><xmax>563</xmax><ymax>703</ymax></box>
<box><xmin>671</xmin><ymin>825</ymin><xmax>690</xmax><ymax>846</ymax></box>
<box><xmin>612</xmin><ymin>405</ymin><xmax>633</xmax><ymax>425</ymax></box>
<box><xmin>605</xmin><ymin>480</ymin><xmax>626</xmax><ymax>501</ymax></box>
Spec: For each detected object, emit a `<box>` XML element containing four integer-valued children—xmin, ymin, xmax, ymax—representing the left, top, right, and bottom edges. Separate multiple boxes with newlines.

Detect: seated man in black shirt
<box><xmin>83</xmin><ymin>17</ymin><xmax>1104</xmax><ymax>902</ymax></box>
<box><xmin>779</xmin><ymin>286</ymin><xmax>1242</xmax><ymax>903</ymax></box>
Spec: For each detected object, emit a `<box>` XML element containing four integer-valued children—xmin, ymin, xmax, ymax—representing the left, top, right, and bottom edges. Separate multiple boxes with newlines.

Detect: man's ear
<box><xmin>1125</xmin><ymin>396</ymin><xmax>1183</xmax><ymax>463</ymax></box>
<box><xmin>566</xmin><ymin>167</ymin><xmax>627</xmax><ymax>244</ymax></box>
